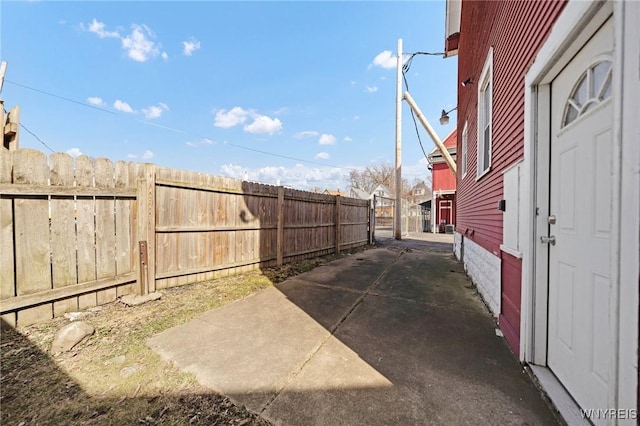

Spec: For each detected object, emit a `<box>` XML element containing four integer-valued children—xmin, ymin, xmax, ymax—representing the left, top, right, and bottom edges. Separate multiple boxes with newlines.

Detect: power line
<box><xmin>5</xmin><ymin>80</ymin><xmax>118</xmax><ymax>115</ymax></box>
<box><xmin>19</xmin><ymin>123</ymin><xmax>55</xmax><ymax>153</ymax></box>
<box><xmin>3</xmin><ymin>104</ymin><xmax>55</xmax><ymax>152</ymax></box>
<box><xmin>4</xmin><ymin>79</ymin><xmax>367</xmax><ymax>172</ymax></box>
<box><xmin>4</xmin><ymin>79</ymin><xmax>429</xmax><ymax>175</ymax></box>
<box><xmin>401</xmin><ymin>51</ymin><xmax>444</xmax><ymax>163</ymax></box>
<box><xmin>224</xmin><ymin>142</ymin><xmax>359</xmax><ymax>171</ymax></box>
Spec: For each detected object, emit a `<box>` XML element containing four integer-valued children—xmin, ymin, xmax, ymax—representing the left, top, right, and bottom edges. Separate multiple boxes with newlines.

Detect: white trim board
<box><xmin>528</xmin><ymin>365</ymin><xmax>591</xmax><ymax>426</ymax></box>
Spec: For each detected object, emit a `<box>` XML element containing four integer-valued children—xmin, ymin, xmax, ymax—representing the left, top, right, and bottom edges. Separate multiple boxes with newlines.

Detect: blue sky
<box><xmin>1</xmin><ymin>1</ymin><xmax>457</xmax><ymax>191</ymax></box>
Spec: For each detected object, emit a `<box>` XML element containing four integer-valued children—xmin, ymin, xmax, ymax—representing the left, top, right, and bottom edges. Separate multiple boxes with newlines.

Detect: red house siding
<box><xmin>432</xmin><ymin>163</ymin><xmax>456</xmax><ymax>192</ymax></box>
<box><xmin>455</xmin><ymin>0</ymin><xmax>566</xmax><ymax>354</ymax></box>
<box><xmin>456</xmin><ymin>0</ymin><xmax>566</xmax><ymax>254</ymax></box>
<box><xmin>500</xmin><ymin>252</ymin><xmax>522</xmax><ymax>357</ymax></box>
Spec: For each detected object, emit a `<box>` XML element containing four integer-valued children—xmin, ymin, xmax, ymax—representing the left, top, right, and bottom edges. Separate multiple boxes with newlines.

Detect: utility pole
<box><xmin>394</xmin><ymin>38</ymin><xmax>403</xmax><ymax>240</ymax></box>
<box><xmin>1</xmin><ymin>61</ymin><xmax>6</xmax><ymax>149</ymax></box>
<box><xmin>0</xmin><ymin>61</ymin><xmax>19</xmax><ymax>151</ymax></box>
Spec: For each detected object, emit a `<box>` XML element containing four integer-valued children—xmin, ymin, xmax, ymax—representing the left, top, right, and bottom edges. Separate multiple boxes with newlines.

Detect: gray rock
<box><xmin>51</xmin><ymin>321</ymin><xmax>94</xmax><ymax>353</ymax></box>
<box><xmin>120</xmin><ymin>292</ymin><xmax>162</xmax><ymax>306</ymax></box>
<box><xmin>104</xmin><ymin>355</ymin><xmax>126</xmax><ymax>366</ymax></box>
<box><xmin>120</xmin><ymin>363</ymin><xmax>142</xmax><ymax>378</ymax></box>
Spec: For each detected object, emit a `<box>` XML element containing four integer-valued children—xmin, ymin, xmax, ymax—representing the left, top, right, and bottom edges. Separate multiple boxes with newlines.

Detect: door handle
<box><xmin>540</xmin><ymin>235</ymin><xmax>556</xmax><ymax>245</ymax></box>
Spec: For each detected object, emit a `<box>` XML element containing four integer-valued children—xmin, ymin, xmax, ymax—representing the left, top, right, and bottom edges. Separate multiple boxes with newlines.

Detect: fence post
<box><xmin>369</xmin><ymin>199</ymin><xmax>374</xmax><ymax>245</ymax></box>
<box><xmin>335</xmin><ymin>195</ymin><xmax>341</xmax><ymax>254</ymax></box>
<box><xmin>276</xmin><ymin>186</ymin><xmax>284</xmax><ymax>266</ymax></box>
<box><xmin>136</xmin><ymin>163</ymin><xmax>156</xmax><ymax>294</ymax></box>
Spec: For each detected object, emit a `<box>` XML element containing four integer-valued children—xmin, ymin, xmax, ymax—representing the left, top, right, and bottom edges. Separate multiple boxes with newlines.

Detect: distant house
<box><xmin>371</xmin><ymin>184</ymin><xmax>393</xmax><ymax>218</ymax></box>
<box><xmin>427</xmin><ymin>129</ymin><xmax>456</xmax><ymax>233</ymax></box>
<box><xmin>322</xmin><ymin>189</ymin><xmax>347</xmax><ymax>197</ymax></box>
<box><xmin>408</xmin><ymin>181</ymin><xmax>432</xmax><ymax>205</ymax></box>
<box><xmin>444</xmin><ymin>0</ymin><xmax>638</xmax><ymax>421</ymax></box>
<box><xmin>348</xmin><ymin>187</ymin><xmax>370</xmax><ymax>200</ymax></box>
<box><xmin>371</xmin><ymin>184</ymin><xmax>392</xmax><ymax>201</ymax></box>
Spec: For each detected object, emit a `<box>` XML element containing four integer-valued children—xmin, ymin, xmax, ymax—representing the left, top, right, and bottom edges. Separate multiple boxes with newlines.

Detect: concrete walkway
<box><xmin>148</xmin><ymin>235</ymin><xmax>560</xmax><ymax>425</ymax></box>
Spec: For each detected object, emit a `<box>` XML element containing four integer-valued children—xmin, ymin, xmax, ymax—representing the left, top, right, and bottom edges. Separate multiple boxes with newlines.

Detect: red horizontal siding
<box><xmin>433</xmin><ymin>164</ymin><xmax>456</xmax><ymax>192</ymax></box>
<box><xmin>500</xmin><ymin>252</ymin><xmax>522</xmax><ymax>356</ymax></box>
<box><xmin>456</xmin><ymin>0</ymin><xmax>566</xmax><ymax>254</ymax></box>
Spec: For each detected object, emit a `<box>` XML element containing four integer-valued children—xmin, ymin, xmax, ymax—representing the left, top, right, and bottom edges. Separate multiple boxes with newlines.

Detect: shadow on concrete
<box><xmin>148</xmin><ymin>186</ymin><xmax>561</xmax><ymax>425</ymax></box>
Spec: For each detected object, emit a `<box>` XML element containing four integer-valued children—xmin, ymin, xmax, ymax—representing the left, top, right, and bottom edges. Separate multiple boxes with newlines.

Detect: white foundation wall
<box><xmin>454</xmin><ymin>232</ymin><xmax>462</xmax><ymax>259</ymax></box>
<box><xmin>456</xmin><ymin>234</ymin><xmax>501</xmax><ymax>317</ymax></box>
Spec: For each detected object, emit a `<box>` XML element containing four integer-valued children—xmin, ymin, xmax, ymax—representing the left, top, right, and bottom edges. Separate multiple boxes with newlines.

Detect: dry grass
<box><xmin>1</xmin><ymin>249</ymin><xmax>366</xmax><ymax>425</ymax></box>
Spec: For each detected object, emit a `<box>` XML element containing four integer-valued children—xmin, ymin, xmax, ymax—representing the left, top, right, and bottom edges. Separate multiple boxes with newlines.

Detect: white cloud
<box><xmin>344</xmin><ymin>136</ymin><xmax>353</xmax><ymax>142</ymax></box>
<box><xmin>182</xmin><ymin>38</ymin><xmax>201</xmax><ymax>56</ymax></box>
<box><xmin>244</xmin><ymin>115</ymin><xmax>282</xmax><ymax>135</ymax></box>
<box><xmin>185</xmin><ymin>138</ymin><xmax>214</xmax><ymax>147</ymax></box>
<box><xmin>350</xmin><ymin>80</ymin><xmax>356</xmax><ymax>87</ymax></box>
<box><xmin>142</xmin><ymin>150</ymin><xmax>154</xmax><ymax>160</ymax></box>
<box><xmin>87</xmin><ymin>96</ymin><xmax>104</xmax><ymax>106</ymax></box>
<box><xmin>353</xmin><ymin>115</ymin><xmax>360</xmax><ymax>121</ymax></box>
<box><xmin>365</xmin><ymin>85</ymin><xmax>378</xmax><ymax>93</ymax></box>
<box><xmin>114</xmin><ymin>99</ymin><xmax>135</xmax><ymax>113</ymax></box>
<box><xmin>314</xmin><ymin>152</ymin><xmax>330</xmax><ymax>160</ymax></box>
<box><xmin>66</xmin><ymin>148</ymin><xmax>83</xmax><ymax>158</ymax></box>
<box><xmin>86</xmin><ymin>18</ymin><xmax>120</xmax><ymax>38</ymax></box>
<box><xmin>142</xmin><ymin>103</ymin><xmax>169</xmax><ymax>119</ymax></box>
<box><xmin>121</xmin><ymin>24</ymin><xmax>161</xmax><ymax>62</ymax></box>
<box><xmin>293</xmin><ymin>130</ymin><xmax>319</xmax><ymax>139</ymax></box>
<box><xmin>220</xmin><ymin>163</ymin><xmax>346</xmax><ymax>191</ymax></box>
<box><xmin>371</xmin><ymin>50</ymin><xmax>396</xmax><ymax>69</ymax></box>
<box><xmin>127</xmin><ymin>154</ymin><xmax>137</xmax><ymax>159</ymax></box>
<box><xmin>214</xmin><ymin>107</ymin><xmax>250</xmax><ymax>128</ymax></box>
<box><xmin>83</xmin><ymin>20</ymin><xmax>166</xmax><ymax>63</ymax></box>
<box><xmin>215</xmin><ymin>107</ymin><xmax>283</xmax><ymax>135</ymax></box>
<box><xmin>319</xmin><ymin>134</ymin><xmax>336</xmax><ymax>145</ymax></box>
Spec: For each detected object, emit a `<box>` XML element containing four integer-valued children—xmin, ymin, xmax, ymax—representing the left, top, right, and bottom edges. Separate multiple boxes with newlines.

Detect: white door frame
<box><xmin>520</xmin><ymin>0</ymin><xmax>638</xmax><ymax>417</ymax></box>
<box><xmin>439</xmin><ymin>199</ymin><xmax>452</xmax><ymax>226</ymax></box>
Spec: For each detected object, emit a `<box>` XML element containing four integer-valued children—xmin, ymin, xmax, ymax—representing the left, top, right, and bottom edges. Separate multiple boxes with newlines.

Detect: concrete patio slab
<box><xmin>148</xmin><ymin>239</ymin><xmax>561</xmax><ymax>425</ymax></box>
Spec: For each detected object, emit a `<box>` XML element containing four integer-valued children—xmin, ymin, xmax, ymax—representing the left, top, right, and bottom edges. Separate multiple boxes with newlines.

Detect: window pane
<box><xmin>600</xmin><ymin>73</ymin><xmax>612</xmax><ymax>100</ymax></box>
<box><xmin>484</xmin><ymin>81</ymin><xmax>492</xmax><ymax>122</ymax></box>
<box><xmin>563</xmin><ymin>104</ymin><xmax>579</xmax><ymax>126</ymax></box>
<box><xmin>483</xmin><ymin>126</ymin><xmax>490</xmax><ymax>170</ymax></box>
<box><xmin>571</xmin><ymin>74</ymin><xmax>587</xmax><ymax>107</ymax></box>
<box><xmin>591</xmin><ymin>60</ymin><xmax>611</xmax><ymax>97</ymax></box>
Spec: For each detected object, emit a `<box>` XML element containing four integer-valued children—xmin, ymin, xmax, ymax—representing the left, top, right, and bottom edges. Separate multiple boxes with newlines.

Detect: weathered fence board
<box><xmin>0</xmin><ymin>150</ymin><xmax>15</xmax><ymax>325</ymax></box>
<box><xmin>76</xmin><ymin>155</ymin><xmax>97</xmax><ymax>309</ymax></box>
<box><xmin>13</xmin><ymin>150</ymin><xmax>52</xmax><ymax>325</ymax></box>
<box><xmin>49</xmin><ymin>153</ymin><xmax>79</xmax><ymax>316</ymax></box>
<box><xmin>95</xmin><ymin>158</ymin><xmax>117</xmax><ymax>305</ymax></box>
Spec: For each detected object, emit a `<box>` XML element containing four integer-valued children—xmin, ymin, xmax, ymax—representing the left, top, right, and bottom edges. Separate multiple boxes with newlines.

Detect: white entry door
<box><xmin>547</xmin><ymin>16</ymin><xmax>614</xmax><ymax>417</ymax></box>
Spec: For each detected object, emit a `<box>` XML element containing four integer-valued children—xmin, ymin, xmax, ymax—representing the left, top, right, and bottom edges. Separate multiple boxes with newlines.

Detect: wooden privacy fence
<box><xmin>148</xmin><ymin>166</ymin><xmax>371</xmax><ymax>290</ymax></box>
<box><xmin>0</xmin><ymin>149</ymin><xmax>371</xmax><ymax>326</ymax></box>
<box><xmin>0</xmin><ymin>149</ymin><xmax>139</xmax><ymax>327</ymax></box>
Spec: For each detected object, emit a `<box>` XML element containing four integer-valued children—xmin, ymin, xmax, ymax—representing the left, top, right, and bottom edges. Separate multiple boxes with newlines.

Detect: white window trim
<box><xmin>461</xmin><ymin>121</ymin><xmax>468</xmax><ymax>178</ymax></box>
<box><xmin>477</xmin><ymin>47</ymin><xmax>494</xmax><ymax>180</ymax></box>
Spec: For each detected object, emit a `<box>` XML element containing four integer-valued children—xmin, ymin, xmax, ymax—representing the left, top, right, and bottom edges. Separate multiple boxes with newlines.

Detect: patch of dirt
<box><xmin>1</xmin><ymin>247</ymin><xmax>369</xmax><ymax>426</ymax></box>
